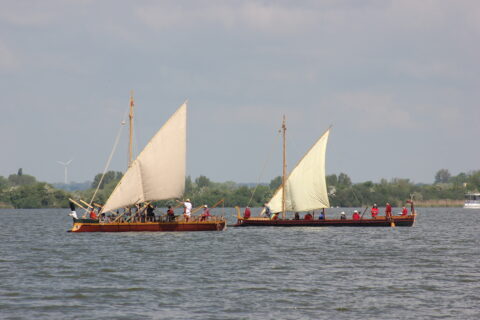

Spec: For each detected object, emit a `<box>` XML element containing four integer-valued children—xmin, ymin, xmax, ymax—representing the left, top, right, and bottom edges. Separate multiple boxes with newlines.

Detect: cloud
<box><xmin>134</xmin><ymin>1</ymin><xmax>316</xmax><ymax>34</ymax></box>
<box><xmin>0</xmin><ymin>40</ymin><xmax>19</xmax><ymax>69</ymax></box>
<box><xmin>334</xmin><ymin>92</ymin><xmax>415</xmax><ymax>130</ymax></box>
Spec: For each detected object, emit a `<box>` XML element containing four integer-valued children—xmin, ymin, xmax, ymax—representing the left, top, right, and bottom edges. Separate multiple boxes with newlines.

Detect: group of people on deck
<box><xmin>70</xmin><ymin>198</ymin><xmax>216</xmax><ymax>223</ymax></box>
<box><xmin>242</xmin><ymin>202</ymin><xmax>410</xmax><ymax>220</ymax></box>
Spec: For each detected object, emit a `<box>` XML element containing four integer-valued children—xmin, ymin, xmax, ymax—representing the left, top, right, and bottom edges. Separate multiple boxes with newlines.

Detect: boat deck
<box><xmin>235</xmin><ymin>215</ymin><xmax>415</xmax><ymax>227</ymax></box>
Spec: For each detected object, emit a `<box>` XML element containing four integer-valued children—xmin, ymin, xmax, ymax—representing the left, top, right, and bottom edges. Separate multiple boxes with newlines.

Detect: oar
<box><xmin>192</xmin><ymin>199</ymin><xmax>224</xmax><ymax>216</ymax></box>
<box><xmin>80</xmin><ymin>199</ymin><xmax>94</xmax><ymax>209</ymax></box>
<box><xmin>191</xmin><ymin>204</ymin><xmax>205</xmax><ymax>215</ymax></box>
<box><xmin>360</xmin><ymin>206</ymin><xmax>369</xmax><ymax>220</ymax></box>
<box><xmin>68</xmin><ymin>198</ymin><xmax>90</xmax><ymax>217</ymax></box>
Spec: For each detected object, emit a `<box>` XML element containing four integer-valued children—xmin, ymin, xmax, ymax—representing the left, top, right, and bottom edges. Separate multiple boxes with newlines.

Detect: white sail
<box><xmin>267</xmin><ymin>128</ymin><xmax>330</xmax><ymax>213</ymax></box>
<box><xmin>101</xmin><ymin>103</ymin><xmax>187</xmax><ymax>213</ymax></box>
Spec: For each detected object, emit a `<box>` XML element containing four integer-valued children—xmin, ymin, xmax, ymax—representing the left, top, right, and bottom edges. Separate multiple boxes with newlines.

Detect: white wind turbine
<box><xmin>57</xmin><ymin>159</ymin><xmax>73</xmax><ymax>184</ymax></box>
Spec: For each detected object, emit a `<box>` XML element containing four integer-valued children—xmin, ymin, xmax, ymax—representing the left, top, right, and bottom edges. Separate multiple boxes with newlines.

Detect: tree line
<box><xmin>0</xmin><ymin>168</ymin><xmax>479</xmax><ymax>209</ymax></box>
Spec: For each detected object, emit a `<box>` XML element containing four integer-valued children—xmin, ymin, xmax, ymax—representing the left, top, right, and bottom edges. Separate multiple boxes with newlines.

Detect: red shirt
<box><xmin>244</xmin><ymin>208</ymin><xmax>251</xmax><ymax>219</ymax></box>
<box><xmin>386</xmin><ymin>204</ymin><xmax>392</xmax><ymax>214</ymax></box>
<box><xmin>371</xmin><ymin>207</ymin><xmax>379</xmax><ymax>217</ymax></box>
<box><xmin>89</xmin><ymin>210</ymin><xmax>97</xmax><ymax>220</ymax></box>
<box><xmin>352</xmin><ymin>212</ymin><xmax>360</xmax><ymax>220</ymax></box>
<box><xmin>402</xmin><ymin>207</ymin><xmax>408</xmax><ymax>216</ymax></box>
<box><xmin>304</xmin><ymin>213</ymin><xmax>313</xmax><ymax>220</ymax></box>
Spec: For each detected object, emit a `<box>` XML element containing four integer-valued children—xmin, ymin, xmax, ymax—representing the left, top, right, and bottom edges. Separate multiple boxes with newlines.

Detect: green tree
<box><xmin>8</xmin><ymin>173</ymin><xmax>36</xmax><ymax>186</ymax></box>
<box><xmin>434</xmin><ymin>169</ymin><xmax>451</xmax><ymax>184</ymax></box>
<box><xmin>269</xmin><ymin>176</ymin><xmax>282</xmax><ymax>190</ymax></box>
<box><xmin>195</xmin><ymin>175</ymin><xmax>211</xmax><ymax>188</ymax></box>
<box><xmin>337</xmin><ymin>173</ymin><xmax>352</xmax><ymax>188</ymax></box>
<box><xmin>91</xmin><ymin>171</ymin><xmax>123</xmax><ymax>189</ymax></box>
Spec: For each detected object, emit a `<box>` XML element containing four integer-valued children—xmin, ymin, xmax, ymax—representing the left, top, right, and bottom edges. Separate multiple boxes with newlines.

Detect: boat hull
<box><xmin>235</xmin><ymin>215</ymin><xmax>415</xmax><ymax>227</ymax></box>
<box><xmin>70</xmin><ymin>219</ymin><xmax>226</xmax><ymax>232</ymax></box>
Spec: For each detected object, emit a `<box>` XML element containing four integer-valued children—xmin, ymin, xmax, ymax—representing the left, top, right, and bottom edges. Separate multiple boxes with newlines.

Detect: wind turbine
<box><xmin>57</xmin><ymin>159</ymin><xmax>73</xmax><ymax>184</ymax></box>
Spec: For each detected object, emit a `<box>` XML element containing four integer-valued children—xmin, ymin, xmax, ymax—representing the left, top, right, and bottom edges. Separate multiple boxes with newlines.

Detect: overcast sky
<box><xmin>1</xmin><ymin>0</ymin><xmax>479</xmax><ymax>185</ymax></box>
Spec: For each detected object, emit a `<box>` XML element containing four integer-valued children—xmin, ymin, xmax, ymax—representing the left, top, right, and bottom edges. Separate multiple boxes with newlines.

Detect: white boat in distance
<box><xmin>464</xmin><ymin>193</ymin><xmax>480</xmax><ymax>209</ymax></box>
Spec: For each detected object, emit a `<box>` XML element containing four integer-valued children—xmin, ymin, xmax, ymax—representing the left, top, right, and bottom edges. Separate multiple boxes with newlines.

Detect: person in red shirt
<box><xmin>166</xmin><ymin>205</ymin><xmax>175</xmax><ymax>222</ymax></box>
<box><xmin>385</xmin><ymin>203</ymin><xmax>392</xmax><ymax>219</ymax></box>
<box><xmin>200</xmin><ymin>205</ymin><xmax>211</xmax><ymax>221</ymax></box>
<box><xmin>352</xmin><ymin>210</ymin><xmax>360</xmax><ymax>220</ymax></box>
<box><xmin>304</xmin><ymin>212</ymin><xmax>313</xmax><ymax>220</ymax></box>
<box><xmin>244</xmin><ymin>207</ymin><xmax>251</xmax><ymax>219</ymax></box>
<box><xmin>401</xmin><ymin>206</ymin><xmax>408</xmax><ymax>216</ymax></box>
<box><xmin>89</xmin><ymin>208</ymin><xmax>98</xmax><ymax>220</ymax></box>
<box><xmin>371</xmin><ymin>204</ymin><xmax>379</xmax><ymax>218</ymax></box>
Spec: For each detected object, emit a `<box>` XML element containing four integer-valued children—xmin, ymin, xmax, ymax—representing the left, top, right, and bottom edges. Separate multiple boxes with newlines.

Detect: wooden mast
<box><xmin>128</xmin><ymin>91</ymin><xmax>134</xmax><ymax>167</ymax></box>
<box><xmin>282</xmin><ymin>115</ymin><xmax>287</xmax><ymax>219</ymax></box>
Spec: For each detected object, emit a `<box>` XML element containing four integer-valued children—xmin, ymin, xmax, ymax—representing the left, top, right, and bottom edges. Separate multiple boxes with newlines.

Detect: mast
<box><xmin>128</xmin><ymin>91</ymin><xmax>134</xmax><ymax>167</ymax></box>
<box><xmin>282</xmin><ymin>115</ymin><xmax>287</xmax><ymax>219</ymax></box>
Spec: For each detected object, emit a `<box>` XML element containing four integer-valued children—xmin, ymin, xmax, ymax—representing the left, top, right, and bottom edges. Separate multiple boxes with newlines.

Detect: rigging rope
<box><xmin>89</xmin><ymin>110</ymin><xmax>128</xmax><ymax>206</ymax></box>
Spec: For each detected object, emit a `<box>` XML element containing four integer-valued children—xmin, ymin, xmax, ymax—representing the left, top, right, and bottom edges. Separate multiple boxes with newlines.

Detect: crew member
<box><xmin>385</xmin><ymin>203</ymin><xmax>392</xmax><ymax>219</ymax></box>
<box><xmin>200</xmin><ymin>205</ymin><xmax>211</xmax><ymax>221</ymax></box>
<box><xmin>183</xmin><ymin>199</ymin><xmax>192</xmax><ymax>222</ymax></box>
<box><xmin>352</xmin><ymin>210</ymin><xmax>360</xmax><ymax>220</ymax></box>
<box><xmin>244</xmin><ymin>207</ymin><xmax>251</xmax><ymax>219</ymax></box>
<box><xmin>146</xmin><ymin>204</ymin><xmax>155</xmax><ymax>222</ymax></box>
<box><xmin>340</xmin><ymin>211</ymin><xmax>346</xmax><ymax>220</ymax></box>
<box><xmin>304</xmin><ymin>212</ymin><xmax>313</xmax><ymax>220</ymax></box>
<box><xmin>401</xmin><ymin>206</ymin><xmax>408</xmax><ymax>216</ymax></box>
<box><xmin>371</xmin><ymin>204</ymin><xmax>379</xmax><ymax>218</ymax></box>
<box><xmin>294</xmin><ymin>212</ymin><xmax>300</xmax><ymax>220</ymax></box>
<box><xmin>167</xmin><ymin>205</ymin><xmax>175</xmax><ymax>222</ymax></box>
<box><xmin>319</xmin><ymin>211</ymin><xmax>325</xmax><ymax>220</ymax></box>
<box><xmin>89</xmin><ymin>208</ymin><xmax>98</xmax><ymax>220</ymax></box>
<box><xmin>263</xmin><ymin>203</ymin><xmax>272</xmax><ymax>218</ymax></box>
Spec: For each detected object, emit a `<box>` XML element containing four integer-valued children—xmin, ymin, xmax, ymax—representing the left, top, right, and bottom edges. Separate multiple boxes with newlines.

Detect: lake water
<box><xmin>0</xmin><ymin>207</ymin><xmax>479</xmax><ymax>319</ymax></box>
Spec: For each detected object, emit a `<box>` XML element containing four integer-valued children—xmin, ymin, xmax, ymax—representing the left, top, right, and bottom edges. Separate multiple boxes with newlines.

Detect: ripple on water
<box><xmin>0</xmin><ymin>208</ymin><xmax>480</xmax><ymax>320</ymax></box>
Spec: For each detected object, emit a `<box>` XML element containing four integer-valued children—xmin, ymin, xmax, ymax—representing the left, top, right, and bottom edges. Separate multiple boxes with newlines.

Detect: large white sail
<box><xmin>267</xmin><ymin>128</ymin><xmax>330</xmax><ymax>213</ymax></box>
<box><xmin>101</xmin><ymin>103</ymin><xmax>187</xmax><ymax>213</ymax></box>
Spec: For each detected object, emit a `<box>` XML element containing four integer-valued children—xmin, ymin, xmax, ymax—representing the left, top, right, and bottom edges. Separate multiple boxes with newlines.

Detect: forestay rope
<box><xmin>89</xmin><ymin>110</ymin><xmax>129</xmax><ymax>206</ymax></box>
<box><xmin>246</xmin><ymin>128</ymin><xmax>282</xmax><ymax>208</ymax></box>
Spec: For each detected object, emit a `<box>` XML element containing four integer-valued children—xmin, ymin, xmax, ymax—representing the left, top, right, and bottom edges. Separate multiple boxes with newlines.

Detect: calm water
<box><xmin>0</xmin><ymin>208</ymin><xmax>479</xmax><ymax>319</ymax></box>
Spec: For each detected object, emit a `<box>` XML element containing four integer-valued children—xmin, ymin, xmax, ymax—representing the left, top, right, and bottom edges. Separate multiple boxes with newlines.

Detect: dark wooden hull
<box><xmin>70</xmin><ymin>219</ymin><xmax>226</xmax><ymax>232</ymax></box>
<box><xmin>235</xmin><ymin>215</ymin><xmax>415</xmax><ymax>227</ymax></box>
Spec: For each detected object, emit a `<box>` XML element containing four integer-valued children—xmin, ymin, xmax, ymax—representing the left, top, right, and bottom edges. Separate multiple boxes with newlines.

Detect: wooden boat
<box><xmin>235</xmin><ymin>117</ymin><xmax>416</xmax><ymax>227</ymax></box>
<box><xmin>71</xmin><ymin>218</ymin><xmax>226</xmax><ymax>232</ymax></box>
<box><xmin>69</xmin><ymin>96</ymin><xmax>226</xmax><ymax>232</ymax></box>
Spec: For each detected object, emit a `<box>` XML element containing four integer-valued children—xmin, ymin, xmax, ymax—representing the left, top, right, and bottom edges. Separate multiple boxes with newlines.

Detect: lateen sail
<box><xmin>267</xmin><ymin>128</ymin><xmax>330</xmax><ymax>213</ymax></box>
<box><xmin>101</xmin><ymin>103</ymin><xmax>187</xmax><ymax>213</ymax></box>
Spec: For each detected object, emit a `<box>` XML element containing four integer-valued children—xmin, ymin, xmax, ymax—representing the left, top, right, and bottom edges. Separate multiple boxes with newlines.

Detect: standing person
<box><xmin>146</xmin><ymin>204</ymin><xmax>155</xmax><ymax>222</ymax></box>
<box><xmin>340</xmin><ymin>211</ymin><xmax>346</xmax><ymax>220</ymax></box>
<box><xmin>319</xmin><ymin>211</ymin><xmax>325</xmax><ymax>220</ymax></box>
<box><xmin>385</xmin><ymin>203</ymin><xmax>392</xmax><ymax>219</ymax></box>
<box><xmin>294</xmin><ymin>212</ymin><xmax>300</xmax><ymax>220</ymax></box>
<box><xmin>183</xmin><ymin>199</ymin><xmax>192</xmax><ymax>222</ymax></box>
<box><xmin>68</xmin><ymin>201</ymin><xmax>78</xmax><ymax>221</ymax></box>
<box><xmin>89</xmin><ymin>208</ymin><xmax>98</xmax><ymax>220</ymax></box>
<box><xmin>352</xmin><ymin>210</ymin><xmax>360</xmax><ymax>220</ymax></box>
<box><xmin>243</xmin><ymin>207</ymin><xmax>251</xmax><ymax>219</ymax></box>
<box><xmin>304</xmin><ymin>212</ymin><xmax>313</xmax><ymax>220</ymax></box>
<box><xmin>167</xmin><ymin>205</ymin><xmax>175</xmax><ymax>221</ymax></box>
<box><xmin>401</xmin><ymin>206</ymin><xmax>408</xmax><ymax>216</ymax></box>
<box><xmin>200</xmin><ymin>205</ymin><xmax>211</xmax><ymax>221</ymax></box>
<box><xmin>263</xmin><ymin>203</ymin><xmax>272</xmax><ymax>218</ymax></box>
<box><xmin>371</xmin><ymin>204</ymin><xmax>379</xmax><ymax>218</ymax></box>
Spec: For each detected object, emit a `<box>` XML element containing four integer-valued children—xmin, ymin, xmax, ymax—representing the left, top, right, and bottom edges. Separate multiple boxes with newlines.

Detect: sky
<box><xmin>1</xmin><ymin>0</ymin><xmax>479</xmax><ymax>185</ymax></box>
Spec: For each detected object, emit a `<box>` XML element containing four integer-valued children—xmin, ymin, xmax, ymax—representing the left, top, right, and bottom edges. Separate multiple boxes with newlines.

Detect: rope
<box><xmin>89</xmin><ymin>110</ymin><xmax>128</xmax><ymax>206</ymax></box>
<box><xmin>246</xmin><ymin>129</ymin><xmax>282</xmax><ymax>208</ymax></box>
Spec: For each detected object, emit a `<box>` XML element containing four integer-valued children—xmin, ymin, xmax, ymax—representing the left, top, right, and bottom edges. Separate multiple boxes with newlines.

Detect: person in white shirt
<box><xmin>183</xmin><ymin>199</ymin><xmax>192</xmax><ymax>221</ymax></box>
